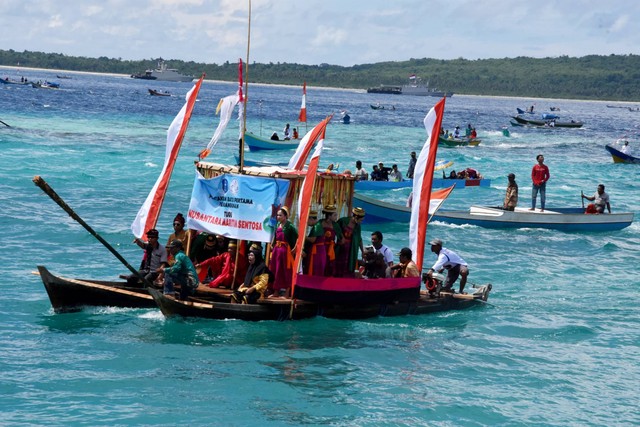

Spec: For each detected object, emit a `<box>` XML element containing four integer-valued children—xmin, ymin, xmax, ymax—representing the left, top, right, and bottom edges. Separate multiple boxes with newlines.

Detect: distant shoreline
<box><xmin>0</xmin><ymin>65</ymin><xmax>360</xmax><ymax>93</ymax></box>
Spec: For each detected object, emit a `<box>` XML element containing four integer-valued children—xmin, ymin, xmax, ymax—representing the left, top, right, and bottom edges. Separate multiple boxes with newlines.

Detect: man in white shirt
<box><xmin>370</xmin><ymin>231</ymin><xmax>393</xmax><ymax>267</ymax></box>
<box><xmin>426</xmin><ymin>238</ymin><xmax>469</xmax><ymax>294</ymax></box>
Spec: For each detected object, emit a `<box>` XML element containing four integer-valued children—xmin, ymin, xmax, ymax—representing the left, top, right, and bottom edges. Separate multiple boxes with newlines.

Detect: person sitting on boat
<box><xmin>354</xmin><ymin>160</ymin><xmax>368</xmax><ymax>181</ymax></box>
<box><xmin>465</xmin><ymin>168</ymin><xmax>480</xmax><ymax>179</ymax></box>
<box><xmin>453</xmin><ymin>126</ymin><xmax>461</xmax><ymax>139</ymax></box>
<box><xmin>582</xmin><ymin>184</ymin><xmax>611</xmax><ymax>214</ymax></box>
<box><xmin>443</xmin><ymin>129</ymin><xmax>450</xmax><ymax>139</ymax></box>
<box><xmin>370</xmin><ymin>165</ymin><xmax>383</xmax><ymax>181</ymax></box>
<box><xmin>470</xmin><ymin>128</ymin><xmax>478</xmax><ymax>139</ymax></box>
<box><xmin>270</xmin><ymin>132</ymin><xmax>280</xmax><ymax>141</ymax></box>
<box><xmin>370</xmin><ymin>231</ymin><xmax>394</xmax><ymax>267</ymax></box>
<box><xmin>303</xmin><ymin>210</ymin><xmax>326</xmax><ymax>276</ymax></box>
<box><xmin>129</xmin><ymin>228</ymin><xmax>168</xmax><ymax>286</ymax></box>
<box><xmin>361</xmin><ymin>246</ymin><xmax>387</xmax><ymax>279</ymax></box>
<box><xmin>160</xmin><ymin>239</ymin><xmax>199</xmax><ymax>300</ymax></box>
<box><xmin>325</xmin><ymin>163</ymin><xmax>335</xmax><ymax>173</ymax></box>
<box><xmin>292</xmin><ymin>128</ymin><xmax>299</xmax><ymax>139</ymax></box>
<box><xmin>190</xmin><ymin>234</ymin><xmax>219</xmax><ymax>283</ymax></box>
<box><xmin>621</xmin><ymin>140</ymin><xmax>631</xmax><ymax>154</ymax></box>
<box><xmin>456</xmin><ymin>170</ymin><xmax>467</xmax><ymax>179</ymax></box>
<box><xmin>269</xmin><ymin>207</ymin><xmax>298</xmax><ymax>297</ymax></box>
<box><xmin>166</xmin><ymin>213</ymin><xmax>189</xmax><ymax>264</ymax></box>
<box><xmin>283</xmin><ymin>123</ymin><xmax>291</xmax><ymax>140</ymax></box>
<box><xmin>426</xmin><ymin>238</ymin><xmax>469</xmax><ymax>294</ymax></box>
<box><xmin>388</xmin><ymin>247</ymin><xmax>420</xmax><ymax>278</ymax></box>
<box><xmin>503</xmin><ymin>173</ymin><xmax>518</xmax><ymax>211</ymax></box>
<box><xmin>231</xmin><ymin>246</ymin><xmax>272</xmax><ymax>304</ymax></box>
<box><xmin>335</xmin><ymin>207</ymin><xmax>365</xmax><ymax>277</ymax></box>
<box><xmin>195</xmin><ymin>241</ymin><xmax>247</xmax><ymax>288</ymax></box>
<box><xmin>388</xmin><ymin>164</ymin><xmax>402</xmax><ymax>182</ymax></box>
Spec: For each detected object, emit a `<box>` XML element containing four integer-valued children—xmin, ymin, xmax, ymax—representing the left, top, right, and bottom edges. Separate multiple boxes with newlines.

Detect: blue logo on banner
<box><xmin>221</xmin><ymin>178</ymin><xmax>229</xmax><ymax>193</ymax></box>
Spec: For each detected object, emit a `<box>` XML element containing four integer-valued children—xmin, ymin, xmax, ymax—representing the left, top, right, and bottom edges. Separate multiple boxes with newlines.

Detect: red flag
<box><xmin>287</xmin><ymin>115</ymin><xmax>332</xmax><ymax>170</ymax></box>
<box><xmin>131</xmin><ymin>75</ymin><xmax>205</xmax><ymax>238</ymax></box>
<box><xmin>298</xmin><ymin>82</ymin><xmax>307</xmax><ymax>123</ymax></box>
<box><xmin>237</xmin><ymin>59</ymin><xmax>244</xmax><ymax>102</ymax></box>
<box><xmin>292</xmin><ymin>140</ymin><xmax>324</xmax><ymax>291</ymax></box>
<box><xmin>409</xmin><ymin>98</ymin><xmax>446</xmax><ymax>270</ymax></box>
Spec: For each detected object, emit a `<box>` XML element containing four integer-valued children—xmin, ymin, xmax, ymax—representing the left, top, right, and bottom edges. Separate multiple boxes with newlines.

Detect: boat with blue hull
<box><xmin>605</xmin><ymin>144</ymin><xmax>640</xmax><ymax>164</ymax></box>
<box><xmin>355</xmin><ymin>177</ymin><xmax>490</xmax><ymax>191</ymax></box>
<box><xmin>244</xmin><ymin>131</ymin><xmax>298</xmax><ymax>151</ymax></box>
<box><xmin>353</xmin><ymin>193</ymin><xmax>633</xmax><ymax>231</ymax></box>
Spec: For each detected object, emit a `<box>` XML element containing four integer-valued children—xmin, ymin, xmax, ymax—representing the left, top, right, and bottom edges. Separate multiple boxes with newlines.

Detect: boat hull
<box><xmin>438</xmin><ymin>137</ymin><xmax>481</xmax><ymax>147</ymax></box>
<box><xmin>244</xmin><ymin>132</ymin><xmax>298</xmax><ymax>151</ymax></box>
<box><xmin>149</xmin><ymin>285</ymin><xmax>490</xmax><ymax>321</ymax></box>
<box><xmin>604</xmin><ymin>144</ymin><xmax>640</xmax><ymax>164</ymax></box>
<box><xmin>38</xmin><ymin>266</ymin><xmax>156</xmax><ymax>313</ymax></box>
<box><xmin>352</xmin><ymin>195</ymin><xmax>634</xmax><ymax>230</ymax></box>
<box><xmin>512</xmin><ymin>116</ymin><xmax>583</xmax><ymax>128</ymax></box>
<box><xmin>354</xmin><ymin>177</ymin><xmax>490</xmax><ymax>191</ymax></box>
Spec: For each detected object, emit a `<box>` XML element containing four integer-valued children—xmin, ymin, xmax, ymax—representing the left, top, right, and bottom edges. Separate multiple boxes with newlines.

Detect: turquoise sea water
<box><xmin>1</xmin><ymin>69</ymin><xmax>639</xmax><ymax>426</ymax></box>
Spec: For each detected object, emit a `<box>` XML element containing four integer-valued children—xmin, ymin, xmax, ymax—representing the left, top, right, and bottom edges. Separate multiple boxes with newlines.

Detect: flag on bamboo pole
<box><xmin>291</xmin><ymin>139</ymin><xmax>324</xmax><ymax>290</ymax></box>
<box><xmin>131</xmin><ymin>75</ymin><xmax>205</xmax><ymax>239</ymax></box>
<box><xmin>287</xmin><ymin>115</ymin><xmax>332</xmax><ymax>170</ymax></box>
<box><xmin>409</xmin><ymin>98</ymin><xmax>446</xmax><ymax>271</ymax></box>
<box><xmin>298</xmin><ymin>82</ymin><xmax>307</xmax><ymax>123</ymax></box>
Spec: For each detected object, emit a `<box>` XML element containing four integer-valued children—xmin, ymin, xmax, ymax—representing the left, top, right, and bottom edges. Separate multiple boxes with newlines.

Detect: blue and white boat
<box><xmin>244</xmin><ymin>132</ymin><xmax>298</xmax><ymax>151</ymax></box>
<box><xmin>353</xmin><ymin>193</ymin><xmax>633</xmax><ymax>231</ymax></box>
<box><xmin>605</xmin><ymin>144</ymin><xmax>640</xmax><ymax>164</ymax></box>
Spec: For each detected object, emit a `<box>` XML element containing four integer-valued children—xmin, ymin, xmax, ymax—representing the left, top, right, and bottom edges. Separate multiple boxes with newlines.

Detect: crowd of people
<box><xmin>128</xmin><ymin>200</ymin><xmax>475</xmax><ymax>304</ymax></box>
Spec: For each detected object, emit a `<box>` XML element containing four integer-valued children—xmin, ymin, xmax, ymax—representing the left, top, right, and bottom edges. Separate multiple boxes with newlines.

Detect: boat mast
<box><xmin>239</xmin><ymin>0</ymin><xmax>252</xmax><ymax>174</ymax></box>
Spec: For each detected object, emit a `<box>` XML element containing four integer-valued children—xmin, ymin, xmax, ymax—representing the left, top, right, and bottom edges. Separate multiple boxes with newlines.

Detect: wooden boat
<box><xmin>38</xmin><ymin>265</ymin><xmax>156</xmax><ymax>313</ymax></box>
<box><xmin>352</xmin><ymin>194</ymin><xmax>634</xmax><ymax>231</ymax></box>
<box><xmin>355</xmin><ymin>176</ymin><xmax>490</xmax><ymax>191</ymax></box>
<box><xmin>37</xmin><ymin>265</ymin><xmax>235</xmax><ymax>313</ymax></box>
<box><xmin>149</xmin><ymin>281</ymin><xmax>491</xmax><ymax>321</ymax></box>
<box><xmin>56</xmin><ymin>75</ymin><xmax>72</xmax><ymax>79</ymax></box>
<box><xmin>438</xmin><ymin>136</ymin><xmax>481</xmax><ymax>147</ymax></box>
<box><xmin>511</xmin><ymin>116</ymin><xmax>583</xmax><ymax>128</ymax></box>
<box><xmin>370</xmin><ymin>104</ymin><xmax>396</xmax><ymax>110</ymax></box>
<box><xmin>605</xmin><ymin>144</ymin><xmax>640</xmax><ymax>164</ymax></box>
<box><xmin>1</xmin><ymin>77</ymin><xmax>30</xmax><ymax>85</ymax></box>
<box><xmin>148</xmin><ymin>89</ymin><xmax>171</xmax><ymax>96</ymax></box>
<box><xmin>31</xmin><ymin>81</ymin><xmax>60</xmax><ymax>89</ymax></box>
<box><xmin>244</xmin><ymin>131</ymin><xmax>298</xmax><ymax>151</ymax></box>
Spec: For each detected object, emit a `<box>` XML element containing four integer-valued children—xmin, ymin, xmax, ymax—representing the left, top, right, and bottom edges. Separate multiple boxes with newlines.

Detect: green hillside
<box><xmin>2</xmin><ymin>49</ymin><xmax>639</xmax><ymax>101</ymax></box>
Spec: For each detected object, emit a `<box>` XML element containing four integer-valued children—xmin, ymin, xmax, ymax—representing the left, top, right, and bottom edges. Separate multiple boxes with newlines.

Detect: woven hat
<box><xmin>352</xmin><ymin>207</ymin><xmax>366</xmax><ymax>217</ymax></box>
<box><xmin>309</xmin><ymin>209</ymin><xmax>318</xmax><ymax>217</ymax></box>
<box><xmin>322</xmin><ymin>205</ymin><xmax>337</xmax><ymax>214</ymax></box>
<box><xmin>279</xmin><ymin>206</ymin><xmax>290</xmax><ymax>217</ymax></box>
<box><xmin>429</xmin><ymin>238</ymin><xmax>443</xmax><ymax>246</ymax></box>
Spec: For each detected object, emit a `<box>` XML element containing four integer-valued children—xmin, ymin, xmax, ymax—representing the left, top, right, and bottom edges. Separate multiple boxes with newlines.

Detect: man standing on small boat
<box><xmin>426</xmin><ymin>238</ymin><xmax>469</xmax><ymax>294</ymax></box>
<box><xmin>406</xmin><ymin>152</ymin><xmax>417</xmax><ymax>179</ymax></box>
<box><xmin>529</xmin><ymin>154</ymin><xmax>550</xmax><ymax>212</ymax></box>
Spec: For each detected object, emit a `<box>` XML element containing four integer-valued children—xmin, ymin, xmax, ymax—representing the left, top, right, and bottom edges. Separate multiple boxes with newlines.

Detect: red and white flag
<box><xmin>298</xmin><ymin>82</ymin><xmax>307</xmax><ymax>123</ymax></box>
<box><xmin>287</xmin><ymin>115</ymin><xmax>331</xmax><ymax>170</ymax></box>
<box><xmin>409</xmin><ymin>98</ymin><xmax>446</xmax><ymax>271</ymax></box>
<box><xmin>409</xmin><ymin>74</ymin><xmax>417</xmax><ymax>80</ymax></box>
<box><xmin>131</xmin><ymin>76</ymin><xmax>204</xmax><ymax>239</ymax></box>
<box><xmin>292</xmin><ymin>139</ymin><xmax>324</xmax><ymax>289</ymax></box>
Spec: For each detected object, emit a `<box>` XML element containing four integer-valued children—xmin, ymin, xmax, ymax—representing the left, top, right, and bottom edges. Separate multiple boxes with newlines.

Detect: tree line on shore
<box><xmin>2</xmin><ymin>49</ymin><xmax>639</xmax><ymax>101</ymax></box>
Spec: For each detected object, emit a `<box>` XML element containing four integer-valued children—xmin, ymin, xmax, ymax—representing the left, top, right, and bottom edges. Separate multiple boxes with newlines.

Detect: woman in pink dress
<box><xmin>268</xmin><ymin>207</ymin><xmax>298</xmax><ymax>297</ymax></box>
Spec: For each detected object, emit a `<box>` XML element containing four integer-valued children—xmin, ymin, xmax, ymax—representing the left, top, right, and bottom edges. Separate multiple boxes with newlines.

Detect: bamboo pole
<box><xmin>32</xmin><ymin>176</ymin><xmax>152</xmax><ymax>287</ymax></box>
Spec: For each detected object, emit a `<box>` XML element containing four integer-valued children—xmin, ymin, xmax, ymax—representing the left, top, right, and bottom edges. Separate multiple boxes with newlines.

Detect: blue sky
<box><xmin>2</xmin><ymin>0</ymin><xmax>638</xmax><ymax>66</ymax></box>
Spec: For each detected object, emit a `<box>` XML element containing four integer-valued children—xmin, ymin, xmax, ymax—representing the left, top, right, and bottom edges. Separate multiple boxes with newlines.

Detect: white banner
<box><xmin>186</xmin><ymin>173</ymin><xmax>290</xmax><ymax>243</ymax></box>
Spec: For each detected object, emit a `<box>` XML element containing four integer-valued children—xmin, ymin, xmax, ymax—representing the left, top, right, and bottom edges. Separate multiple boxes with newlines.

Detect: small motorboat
<box><xmin>605</xmin><ymin>144</ymin><xmax>640</xmax><ymax>164</ymax></box>
<box><xmin>148</xmin><ymin>89</ymin><xmax>171</xmax><ymax>96</ymax></box>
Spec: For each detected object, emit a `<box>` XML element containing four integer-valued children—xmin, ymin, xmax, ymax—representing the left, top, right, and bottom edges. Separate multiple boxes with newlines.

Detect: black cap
<box><xmin>166</xmin><ymin>239</ymin><xmax>183</xmax><ymax>249</ymax></box>
<box><xmin>146</xmin><ymin>229</ymin><xmax>159</xmax><ymax>238</ymax></box>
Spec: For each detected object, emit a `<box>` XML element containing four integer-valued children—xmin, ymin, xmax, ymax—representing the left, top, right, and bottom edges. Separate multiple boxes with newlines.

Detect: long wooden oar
<box><xmin>0</xmin><ymin>119</ymin><xmax>10</xmax><ymax>128</ymax></box>
<box><xmin>32</xmin><ymin>175</ymin><xmax>152</xmax><ymax>287</ymax></box>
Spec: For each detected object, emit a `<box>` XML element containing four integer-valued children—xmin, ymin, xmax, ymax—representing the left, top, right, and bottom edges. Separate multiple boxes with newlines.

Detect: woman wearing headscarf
<box><xmin>231</xmin><ymin>247</ymin><xmax>271</xmax><ymax>304</ymax></box>
<box><xmin>335</xmin><ymin>207</ymin><xmax>365</xmax><ymax>277</ymax></box>
<box><xmin>268</xmin><ymin>206</ymin><xmax>298</xmax><ymax>297</ymax></box>
<box><xmin>320</xmin><ymin>205</ymin><xmax>342</xmax><ymax>277</ymax></box>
